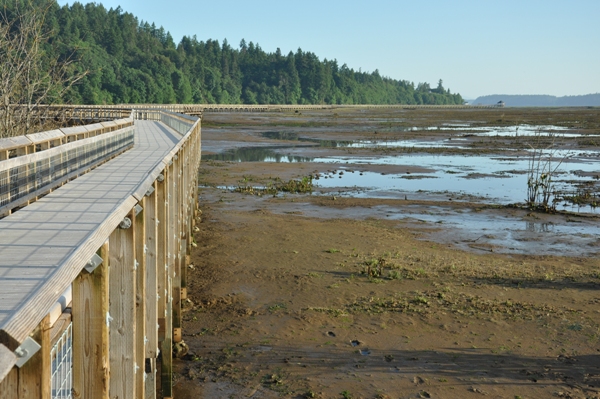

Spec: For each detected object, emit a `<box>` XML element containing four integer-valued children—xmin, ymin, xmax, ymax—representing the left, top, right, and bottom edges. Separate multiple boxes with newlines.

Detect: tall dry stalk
<box><xmin>0</xmin><ymin>1</ymin><xmax>87</xmax><ymax>138</ymax></box>
<box><xmin>526</xmin><ymin>129</ymin><xmax>569</xmax><ymax>211</ymax></box>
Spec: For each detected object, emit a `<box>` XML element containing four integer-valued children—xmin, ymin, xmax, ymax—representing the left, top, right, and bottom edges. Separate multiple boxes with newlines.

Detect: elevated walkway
<box><xmin>0</xmin><ymin>120</ymin><xmax>180</xmax><ymax>349</ymax></box>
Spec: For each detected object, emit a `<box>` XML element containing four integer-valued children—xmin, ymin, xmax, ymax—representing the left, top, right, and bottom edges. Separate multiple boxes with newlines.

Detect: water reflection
<box><xmin>202</xmin><ymin>144</ymin><xmax>599</xmax><ymax>212</ymax></box>
<box><xmin>204</xmin><ymin>147</ymin><xmax>312</xmax><ymax>162</ymax></box>
<box><xmin>261</xmin><ymin>131</ymin><xmax>353</xmax><ymax>147</ymax></box>
<box><xmin>525</xmin><ymin>222</ymin><xmax>554</xmax><ymax>233</ymax></box>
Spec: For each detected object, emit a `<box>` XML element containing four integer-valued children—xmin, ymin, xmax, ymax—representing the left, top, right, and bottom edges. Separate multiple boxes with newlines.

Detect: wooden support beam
<box><xmin>161</xmin><ymin>165</ymin><xmax>174</xmax><ymax>397</ymax></box>
<box><xmin>156</xmin><ymin>172</ymin><xmax>167</xmax><ymax>344</ymax></box>
<box><xmin>172</xmin><ymin>157</ymin><xmax>182</xmax><ymax>344</ymax></box>
<box><xmin>7</xmin><ymin>314</ymin><xmax>51</xmax><ymax>399</ymax></box>
<box><xmin>144</xmin><ymin>358</ymin><xmax>156</xmax><ymax>399</ymax></box>
<box><xmin>156</xmin><ymin>169</ymin><xmax>172</xmax><ymax>397</ymax></box>
<box><xmin>73</xmin><ymin>243</ymin><xmax>110</xmax><ymax>399</ymax></box>
<box><xmin>109</xmin><ymin>211</ymin><xmax>137</xmax><ymax>399</ymax></box>
<box><xmin>144</xmin><ymin>184</ymin><xmax>158</xmax><ymax>399</ymax></box>
<box><xmin>135</xmin><ymin>199</ymin><xmax>147</xmax><ymax>399</ymax></box>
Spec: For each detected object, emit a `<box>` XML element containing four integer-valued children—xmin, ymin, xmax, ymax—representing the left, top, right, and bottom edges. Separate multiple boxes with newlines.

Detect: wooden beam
<box><xmin>161</xmin><ymin>166</ymin><xmax>173</xmax><ymax>397</ymax></box>
<box><xmin>73</xmin><ymin>242</ymin><xmax>110</xmax><ymax>399</ymax></box>
<box><xmin>0</xmin><ymin>344</ymin><xmax>16</xmax><ymax>383</ymax></box>
<box><xmin>18</xmin><ymin>314</ymin><xmax>50</xmax><ymax>399</ymax></box>
<box><xmin>172</xmin><ymin>157</ymin><xmax>182</xmax><ymax>344</ymax></box>
<box><xmin>0</xmin><ymin>365</ymin><xmax>17</xmax><ymax>399</ymax></box>
<box><xmin>135</xmin><ymin>199</ymin><xmax>146</xmax><ymax>399</ymax></box>
<box><xmin>109</xmin><ymin>211</ymin><xmax>137</xmax><ymax>399</ymax></box>
<box><xmin>144</xmin><ymin>184</ymin><xmax>158</xmax><ymax>399</ymax></box>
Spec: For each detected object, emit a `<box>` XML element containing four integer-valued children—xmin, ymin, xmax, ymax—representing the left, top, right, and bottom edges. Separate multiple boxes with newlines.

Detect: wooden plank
<box><xmin>25</xmin><ymin>130</ymin><xmax>64</xmax><ymax>146</ymax></box>
<box><xmin>156</xmin><ymin>171</ymin><xmax>167</xmax><ymax>345</ymax></box>
<box><xmin>72</xmin><ymin>242</ymin><xmax>110</xmax><ymax>399</ymax></box>
<box><xmin>0</xmin><ymin>366</ymin><xmax>17</xmax><ymax>399</ymax></box>
<box><xmin>160</xmin><ymin>166</ymin><xmax>173</xmax><ymax>397</ymax></box>
<box><xmin>0</xmin><ymin>136</ymin><xmax>32</xmax><ymax>152</ymax></box>
<box><xmin>41</xmin><ymin>315</ymin><xmax>51</xmax><ymax>399</ymax></box>
<box><xmin>109</xmin><ymin>211</ymin><xmax>136</xmax><ymax>399</ymax></box>
<box><xmin>0</xmin><ymin>344</ymin><xmax>17</xmax><ymax>383</ymax></box>
<box><xmin>144</xmin><ymin>184</ymin><xmax>158</xmax><ymax>399</ymax></box>
<box><xmin>172</xmin><ymin>156</ymin><xmax>182</xmax><ymax>344</ymax></box>
<box><xmin>135</xmin><ymin>199</ymin><xmax>146</xmax><ymax>399</ymax></box>
<box><xmin>145</xmin><ymin>184</ymin><xmax>158</xmax><ymax>358</ymax></box>
<box><xmin>144</xmin><ymin>358</ymin><xmax>156</xmax><ymax>399</ymax></box>
<box><xmin>18</xmin><ymin>315</ymin><xmax>50</xmax><ymax>399</ymax></box>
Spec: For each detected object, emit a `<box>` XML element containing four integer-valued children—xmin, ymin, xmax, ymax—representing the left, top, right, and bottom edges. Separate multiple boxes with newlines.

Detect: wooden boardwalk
<box><xmin>0</xmin><ymin>120</ymin><xmax>181</xmax><ymax>348</ymax></box>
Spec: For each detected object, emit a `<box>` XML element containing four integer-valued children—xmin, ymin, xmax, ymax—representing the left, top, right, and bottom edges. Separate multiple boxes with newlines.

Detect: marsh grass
<box><xmin>235</xmin><ymin>175</ymin><xmax>313</xmax><ymax>196</ymax></box>
<box><xmin>526</xmin><ymin>130</ymin><xmax>571</xmax><ymax>212</ymax></box>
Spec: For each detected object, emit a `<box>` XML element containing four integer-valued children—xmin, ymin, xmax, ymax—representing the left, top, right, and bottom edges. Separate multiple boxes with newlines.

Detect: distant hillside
<box><xmin>2</xmin><ymin>0</ymin><xmax>463</xmax><ymax>106</ymax></box>
<box><xmin>472</xmin><ymin>94</ymin><xmax>600</xmax><ymax>107</ymax></box>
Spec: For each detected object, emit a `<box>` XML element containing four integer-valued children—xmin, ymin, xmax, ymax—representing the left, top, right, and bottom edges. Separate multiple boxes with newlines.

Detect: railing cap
<box><xmin>26</xmin><ymin>130</ymin><xmax>65</xmax><ymax>145</ymax></box>
<box><xmin>0</xmin><ymin>136</ymin><xmax>32</xmax><ymax>151</ymax></box>
<box><xmin>83</xmin><ymin>123</ymin><xmax>105</xmax><ymax>133</ymax></box>
<box><xmin>100</xmin><ymin>120</ymin><xmax>118</xmax><ymax>128</ymax></box>
<box><xmin>60</xmin><ymin>126</ymin><xmax>88</xmax><ymax>136</ymax></box>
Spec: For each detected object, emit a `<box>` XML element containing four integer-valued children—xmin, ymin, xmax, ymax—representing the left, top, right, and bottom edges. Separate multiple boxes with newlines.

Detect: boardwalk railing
<box><xmin>0</xmin><ymin>116</ymin><xmax>135</xmax><ymax>217</ymax></box>
<box><xmin>0</xmin><ymin>108</ymin><xmax>201</xmax><ymax>399</ymax></box>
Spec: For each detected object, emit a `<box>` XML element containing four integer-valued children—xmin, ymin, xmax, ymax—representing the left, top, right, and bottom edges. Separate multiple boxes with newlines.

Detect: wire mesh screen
<box><xmin>0</xmin><ymin>129</ymin><xmax>134</xmax><ymax>209</ymax></box>
<box><xmin>51</xmin><ymin>322</ymin><xmax>72</xmax><ymax>399</ymax></box>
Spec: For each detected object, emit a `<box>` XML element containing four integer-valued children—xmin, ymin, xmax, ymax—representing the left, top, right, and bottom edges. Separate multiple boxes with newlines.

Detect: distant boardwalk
<box><xmin>33</xmin><ymin>102</ymin><xmax>498</xmax><ymax>121</ymax></box>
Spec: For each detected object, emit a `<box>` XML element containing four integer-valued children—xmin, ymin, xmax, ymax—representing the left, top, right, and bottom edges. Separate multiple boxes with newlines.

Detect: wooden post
<box><xmin>144</xmin><ymin>184</ymin><xmax>158</xmax><ymax>399</ymax></box>
<box><xmin>3</xmin><ymin>314</ymin><xmax>51</xmax><ymax>399</ymax></box>
<box><xmin>163</xmin><ymin>163</ymin><xmax>175</xmax><ymax>397</ymax></box>
<box><xmin>156</xmin><ymin>169</ymin><xmax>172</xmax><ymax>397</ymax></box>
<box><xmin>72</xmin><ymin>242</ymin><xmax>110</xmax><ymax>399</ymax></box>
<box><xmin>172</xmin><ymin>157</ymin><xmax>182</xmax><ymax>344</ymax></box>
<box><xmin>109</xmin><ymin>210</ymin><xmax>137</xmax><ymax>399</ymax></box>
<box><xmin>135</xmin><ymin>200</ymin><xmax>146</xmax><ymax>399</ymax></box>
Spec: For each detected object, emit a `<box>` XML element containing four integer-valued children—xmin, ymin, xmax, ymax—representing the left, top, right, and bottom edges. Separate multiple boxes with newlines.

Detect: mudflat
<box><xmin>175</xmin><ymin>107</ymin><xmax>600</xmax><ymax>399</ymax></box>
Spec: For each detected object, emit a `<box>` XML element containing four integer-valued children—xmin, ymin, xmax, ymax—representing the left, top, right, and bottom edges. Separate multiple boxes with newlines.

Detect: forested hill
<box><xmin>30</xmin><ymin>1</ymin><xmax>463</xmax><ymax>105</ymax></box>
<box><xmin>473</xmin><ymin>94</ymin><xmax>600</xmax><ymax>107</ymax></box>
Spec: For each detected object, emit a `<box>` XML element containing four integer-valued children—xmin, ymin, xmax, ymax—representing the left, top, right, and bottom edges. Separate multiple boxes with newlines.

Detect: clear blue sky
<box><xmin>57</xmin><ymin>0</ymin><xmax>600</xmax><ymax>99</ymax></box>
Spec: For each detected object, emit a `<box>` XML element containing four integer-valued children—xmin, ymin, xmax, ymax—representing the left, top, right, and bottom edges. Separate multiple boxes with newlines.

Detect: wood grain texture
<box><xmin>0</xmin><ymin>365</ymin><xmax>17</xmax><ymax>399</ymax></box>
<box><xmin>156</xmin><ymin>170</ymin><xmax>167</xmax><ymax>345</ymax></box>
<box><xmin>72</xmin><ymin>242</ymin><xmax>109</xmax><ymax>399</ymax></box>
<box><xmin>18</xmin><ymin>315</ymin><xmax>50</xmax><ymax>399</ymax></box>
<box><xmin>144</xmin><ymin>357</ymin><xmax>156</xmax><ymax>399</ymax></box>
<box><xmin>25</xmin><ymin>130</ymin><xmax>64</xmax><ymax>146</ymax></box>
<box><xmin>144</xmin><ymin>184</ymin><xmax>158</xmax><ymax>359</ymax></box>
<box><xmin>109</xmin><ymin>213</ymin><xmax>136</xmax><ymax>399</ymax></box>
<box><xmin>134</xmin><ymin>199</ymin><xmax>146</xmax><ymax>399</ymax></box>
<box><xmin>0</xmin><ymin>344</ymin><xmax>17</xmax><ymax>382</ymax></box>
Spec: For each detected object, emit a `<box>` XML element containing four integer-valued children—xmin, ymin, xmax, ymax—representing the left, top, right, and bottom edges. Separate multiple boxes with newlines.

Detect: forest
<box><xmin>4</xmin><ymin>0</ymin><xmax>464</xmax><ymax>106</ymax></box>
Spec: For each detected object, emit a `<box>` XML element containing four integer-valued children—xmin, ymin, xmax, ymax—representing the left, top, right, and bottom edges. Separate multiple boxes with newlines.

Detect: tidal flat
<box><xmin>176</xmin><ymin>107</ymin><xmax>600</xmax><ymax>399</ymax></box>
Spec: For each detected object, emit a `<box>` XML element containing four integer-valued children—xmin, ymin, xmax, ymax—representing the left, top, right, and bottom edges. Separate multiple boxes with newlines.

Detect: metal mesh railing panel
<box><xmin>0</xmin><ymin>129</ymin><xmax>134</xmax><ymax>209</ymax></box>
<box><xmin>51</xmin><ymin>322</ymin><xmax>72</xmax><ymax>399</ymax></box>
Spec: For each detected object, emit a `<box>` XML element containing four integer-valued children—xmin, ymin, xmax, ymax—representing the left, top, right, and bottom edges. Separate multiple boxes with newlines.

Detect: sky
<box><xmin>56</xmin><ymin>0</ymin><xmax>600</xmax><ymax>99</ymax></box>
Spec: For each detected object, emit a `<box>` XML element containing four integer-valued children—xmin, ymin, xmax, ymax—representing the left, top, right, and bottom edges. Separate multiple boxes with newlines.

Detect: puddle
<box><xmin>360</xmin><ymin>349</ymin><xmax>371</xmax><ymax>356</ymax></box>
<box><xmin>394</xmin><ymin>206</ymin><xmax>600</xmax><ymax>256</ymax></box>
<box><xmin>351</xmin><ymin>340</ymin><xmax>361</xmax><ymax>347</ymax></box>
<box><xmin>312</xmin><ymin>155</ymin><xmax>600</xmax><ymax>211</ymax></box>
<box><xmin>205</xmin><ymin>144</ymin><xmax>599</xmax><ymax>212</ymax></box>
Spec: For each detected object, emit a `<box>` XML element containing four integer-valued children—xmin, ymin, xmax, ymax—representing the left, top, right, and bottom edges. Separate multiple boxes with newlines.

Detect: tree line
<box><xmin>4</xmin><ymin>0</ymin><xmax>464</xmax><ymax>106</ymax></box>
